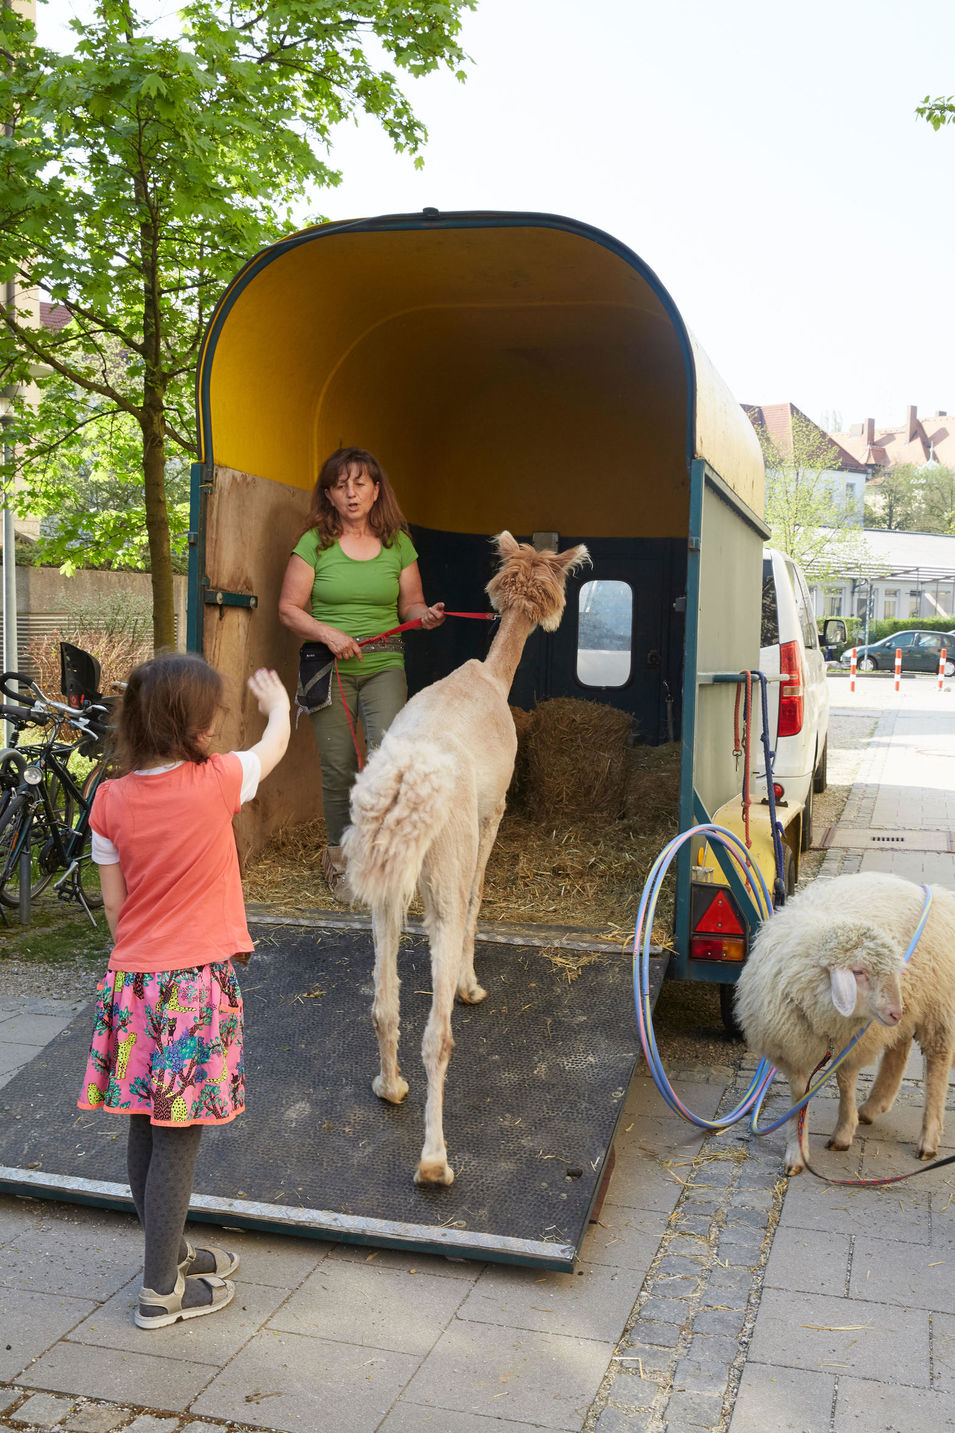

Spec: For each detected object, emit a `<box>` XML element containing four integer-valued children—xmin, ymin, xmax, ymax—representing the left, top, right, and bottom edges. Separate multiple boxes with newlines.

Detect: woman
<box><xmin>278</xmin><ymin>447</ymin><xmax>445</xmax><ymax>896</ymax></box>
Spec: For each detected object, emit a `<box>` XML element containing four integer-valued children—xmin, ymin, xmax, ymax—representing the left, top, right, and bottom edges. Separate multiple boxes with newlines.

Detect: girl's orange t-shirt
<box><xmin>89</xmin><ymin>754</ymin><xmax>254</xmax><ymax>973</ymax></box>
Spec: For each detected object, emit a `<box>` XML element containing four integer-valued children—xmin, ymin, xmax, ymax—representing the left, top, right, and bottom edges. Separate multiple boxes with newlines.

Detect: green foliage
<box><xmin>0</xmin><ymin>0</ymin><xmax>474</xmax><ymax>643</ymax></box>
<box><xmin>863</xmin><ymin>464</ymin><xmax>955</xmax><ymax>535</ymax></box>
<box><xmin>917</xmin><ymin>96</ymin><xmax>955</xmax><ymax>130</ymax></box>
<box><xmin>864</xmin><ymin>615</ymin><xmax>955</xmax><ymax>644</ymax></box>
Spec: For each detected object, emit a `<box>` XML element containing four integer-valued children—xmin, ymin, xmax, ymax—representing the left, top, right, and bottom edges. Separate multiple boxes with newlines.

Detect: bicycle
<box><xmin>0</xmin><ymin>650</ymin><xmax>112</xmax><ymax>926</ymax></box>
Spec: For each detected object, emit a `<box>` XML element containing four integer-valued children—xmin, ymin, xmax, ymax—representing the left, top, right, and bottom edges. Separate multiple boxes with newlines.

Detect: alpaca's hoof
<box><xmin>457</xmin><ymin>982</ymin><xmax>487</xmax><ymax>1005</ymax></box>
<box><xmin>414</xmin><ymin>1158</ymin><xmax>454</xmax><ymax>1186</ymax></box>
<box><xmin>826</xmin><ymin>1136</ymin><xmax>852</xmax><ymax>1152</ymax></box>
<box><xmin>857</xmin><ymin>1107</ymin><xmax>876</xmax><ymax>1125</ymax></box>
<box><xmin>784</xmin><ymin>1159</ymin><xmax>804</xmax><ymax>1176</ymax></box>
<box><xmin>373</xmin><ymin>1074</ymin><xmax>409</xmax><ymax>1104</ymax></box>
<box><xmin>918</xmin><ymin>1142</ymin><xmax>938</xmax><ymax>1161</ymax></box>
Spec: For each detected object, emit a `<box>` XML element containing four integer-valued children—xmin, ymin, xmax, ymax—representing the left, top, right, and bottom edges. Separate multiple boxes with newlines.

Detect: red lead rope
<box><xmin>335</xmin><ymin>611</ymin><xmax>496</xmax><ymax>770</ymax></box>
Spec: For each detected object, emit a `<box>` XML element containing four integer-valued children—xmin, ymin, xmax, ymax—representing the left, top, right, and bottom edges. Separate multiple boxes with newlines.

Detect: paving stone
<box><xmin>191</xmin><ymin>1328</ymin><xmax>419</xmax><ymax>1433</ymax></box>
<box><xmin>325</xmin><ymin>1242</ymin><xmax>483</xmax><ymax>1281</ymax></box>
<box><xmin>623</xmin><ymin>1318</ymin><xmax>681</xmax><ymax>1348</ymax></box>
<box><xmin>692</xmin><ymin>1307</ymin><xmax>746</xmax><ymax>1338</ymax></box>
<box><xmin>0</xmin><ymin>1013</ymin><xmax>75</xmax><ymax>1046</ymax></box>
<box><xmin>928</xmin><ymin>1310</ymin><xmax>955</xmax><ymax>1395</ymax></box>
<box><xmin>763</xmin><ymin>1225</ymin><xmax>851</xmax><ymax>1298</ymax></box>
<box><xmin>671</xmin><ymin>1215</ymin><xmax>712</xmax><ymax>1237</ymax></box>
<box><xmin>603</xmin><ymin>1369</ymin><xmax>657</xmax><ymax>1410</ymax></box>
<box><xmin>778</xmin><ymin>1177</ymin><xmax>931</xmax><ymax>1240</ymax></box>
<box><xmin>0</xmin><ymin>1389</ymin><xmax>22</xmax><ymax>1415</ymax></box>
<box><xmin>9</xmin><ymin>1392</ymin><xmax>75</xmax><ymax>1428</ymax></box>
<box><xmin>378</xmin><ymin>1404</ymin><xmax>558</xmax><ymax>1431</ymax></box>
<box><xmin>729</xmin><ymin>1363</ymin><xmax>835</xmax><ymax>1432</ymax></box>
<box><xmin>123</xmin><ymin>1416</ymin><xmax>181</xmax><ymax>1433</ymax></box>
<box><xmin>635</xmin><ymin>1295</ymin><xmax>691</xmax><ymax>1326</ymax></box>
<box><xmin>659</xmin><ymin>1387</ymin><xmax>723</xmax><ymax>1426</ymax></box>
<box><xmin>594</xmin><ymin>1407</ymin><xmax>653</xmax><ymax>1432</ymax></box>
<box><xmin>615</xmin><ymin>1340</ymin><xmax>672</xmax><ymax>1375</ymax></box>
<box><xmin>698</xmin><ymin>1265</ymin><xmax>754</xmax><ymax>1303</ymax></box>
<box><xmin>746</xmin><ymin>1287</ymin><xmax>929</xmax><ymax>1382</ymax></box>
<box><xmin>685</xmin><ymin>1331</ymin><xmax>741</xmax><ymax>1366</ymax></box>
<box><xmin>671</xmin><ymin>1355</ymin><xmax>728</xmax><ymax>1396</ymax></box>
<box><xmin>17</xmin><ymin>1340</ymin><xmax>214</xmax><ymax>1412</ymax></box>
<box><xmin>849</xmin><ymin>1234</ymin><xmax>955</xmax><ymax>1313</ymax></box>
<box><xmin>0</xmin><ymin>1042</ymin><xmax>36</xmax><ymax>1078</ymax></box>
<box><xmin>182</xmin><ymin>1222</ymin><xmax>328</xmax><ymax>1290</ymax></box>
<box><xmin>834</xmin><ymin>1374</ymin><xmax>955</xmax><ymax>1431</ymax></box>
<box><xmin>0</xmin><ymin>1289</ymin><xmax>98</xmax><ymax>1381</ymax></box>
<box><xmin>269</xmin><ymin>1257</ymin><xmax>468</xmax><ymax>1355</ymax></box>
<box><xmin>1</xmin><ymin>1221</ymin><xmax>140</xmax><ymax>1301</ymax></box>
<box><xmin>61</xmin><ymin>1406</ymin><xmax>129</xmax><ymax>1433</ymax></box>
<box><xmin>655</xmin><ymin>1255</ymin><xmax>706</xmax><ymax>1279</ymax></box>
<box><xmin>402</xmin><ymin>1318</ymin><xmax>615</xmax><ymax>1428</ymax></box>
<box><xmin>457</xmin><ymin>1258</ymin><xmax>641</xmax><ymax>1343</ymax></box>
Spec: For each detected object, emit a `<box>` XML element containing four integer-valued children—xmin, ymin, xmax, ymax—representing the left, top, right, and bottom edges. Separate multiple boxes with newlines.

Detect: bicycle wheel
<box><xmin>0</xmin><ymin>793</ymin><xmax>35</xmax><ymax>912</ymax></box>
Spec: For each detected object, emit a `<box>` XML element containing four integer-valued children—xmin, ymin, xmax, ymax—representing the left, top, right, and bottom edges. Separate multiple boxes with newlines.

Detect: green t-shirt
<box><xmin>291</xmin><ymin>528</ymin><xmax>418</xmax><ymax>675</ymax></box>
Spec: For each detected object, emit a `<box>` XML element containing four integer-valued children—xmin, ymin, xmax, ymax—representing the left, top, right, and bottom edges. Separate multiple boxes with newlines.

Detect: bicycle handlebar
<box><xmin>0</xmin><ymin>672</ymin><xmax>43</xmax><ymax>704</ymax></box>
<box><xmin>0</xmin><ymin>702</ymin><xmax>51</xmax><ymax>728</ymax></box>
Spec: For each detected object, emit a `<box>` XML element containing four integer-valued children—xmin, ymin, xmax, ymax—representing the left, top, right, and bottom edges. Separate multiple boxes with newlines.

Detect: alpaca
<box><xmin>342</xmin><ymin>531</ymin><xmax>590</xmax><ymax>1185</ymax></box>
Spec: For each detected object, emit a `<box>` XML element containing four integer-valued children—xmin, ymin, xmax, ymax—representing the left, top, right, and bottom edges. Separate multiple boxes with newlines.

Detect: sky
<box><xmin>37</xmin><ymin>0</ymin><xmax>955</xmax><ymax>436</ymax></box>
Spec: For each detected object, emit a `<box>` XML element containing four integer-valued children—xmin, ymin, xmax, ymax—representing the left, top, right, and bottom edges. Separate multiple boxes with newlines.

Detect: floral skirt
<box><xmin>77</xmin><ymin>961</ymin><xmax>245</xmax><ymax>1127</ymax></box>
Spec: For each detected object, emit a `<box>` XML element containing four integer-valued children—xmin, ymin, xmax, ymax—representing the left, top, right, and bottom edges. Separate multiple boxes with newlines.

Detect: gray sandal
<box><xmin>135</xmin><ymin>1269</ymin><xmax>235</xmax><ymax>1329</ymax></box>
<box><xmin>178</xmin><ymin>1238</ymin><xmax>240</xmax><ymax>1278</ymax></box>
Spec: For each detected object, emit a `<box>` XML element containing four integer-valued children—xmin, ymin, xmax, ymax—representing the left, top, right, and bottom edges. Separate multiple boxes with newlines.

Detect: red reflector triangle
<box><xmin>696</xmin><ymin>890</ymin><xmax>744</xmax><ymax>936</ymax></box>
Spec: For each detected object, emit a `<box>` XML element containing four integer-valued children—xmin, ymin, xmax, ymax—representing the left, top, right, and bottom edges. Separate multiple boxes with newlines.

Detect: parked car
<box><xmin>758</xmin><ymin>548</ymin><xmax>834</xmax><ymax>852</ymax></box>
<box><xmin>839</xmin><ymin>630</ymin><xmax>955</xmax><ymax>676</ymax></box>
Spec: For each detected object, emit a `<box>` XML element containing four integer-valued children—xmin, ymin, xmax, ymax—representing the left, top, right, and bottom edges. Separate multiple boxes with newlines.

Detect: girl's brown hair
<box><xmin>114</xmin><ymin>653</ymin><xmax>223</xmax><ymax>774</ymax></box>
<box><xmin>303</xmin><ymin>446</ymin><xmax>409</xmax><ymax>551</ymax></box>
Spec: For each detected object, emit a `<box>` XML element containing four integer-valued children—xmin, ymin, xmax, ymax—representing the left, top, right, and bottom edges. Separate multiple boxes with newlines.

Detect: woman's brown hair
<box><xmin>114</xmin><ymin>653</ymin><xmax>224</xmax><ymax>774</ymax></box>
<box><xmin>303</xmin><ymin>447</ymin><xmax>409</xmax><ymax>550</ymax></box>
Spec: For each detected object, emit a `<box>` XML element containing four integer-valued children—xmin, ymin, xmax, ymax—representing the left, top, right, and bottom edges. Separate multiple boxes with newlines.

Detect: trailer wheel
<box><xmin>719</xmin><ymin>847</ymin><xmax>794</xmax><ymax>1038</ymax></box>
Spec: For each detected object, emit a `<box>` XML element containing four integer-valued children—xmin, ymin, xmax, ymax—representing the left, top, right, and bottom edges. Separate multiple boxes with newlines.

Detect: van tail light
<box><xmin>778</xmin><ymin>639</ymin><xmax>804</xmax><ymax>737</ymax></box>
<box><xmin>690</xmin><ymin>887</ymin><xmax>747</xmax><ymax>963</ymax></box>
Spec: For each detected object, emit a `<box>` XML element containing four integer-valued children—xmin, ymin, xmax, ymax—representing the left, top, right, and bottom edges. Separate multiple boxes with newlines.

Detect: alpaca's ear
<box><xmin>829</xmin><ymin>967</ymin><xmax>858</xmax><ymax>1017</ymax></box>
<box><xmin>558</xmin><ymin>543</ymin><xmax>590</xmax><ymax>574</ymax></box>
<box><xmin>493</xmin><ymin>531</ymin><xmax>520</xmax><ymax>560</ymax></box>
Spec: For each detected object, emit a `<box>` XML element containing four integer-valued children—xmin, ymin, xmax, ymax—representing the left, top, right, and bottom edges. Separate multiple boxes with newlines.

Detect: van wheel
<box><xmin>812</xmin><ymin>738</ymin><xmax>828</xmax><ymax>794</ymax></box>
<box><xmin>800</xmin><ymin>782</ymin><xmax>813</xmax><ymax>851</ymax></box>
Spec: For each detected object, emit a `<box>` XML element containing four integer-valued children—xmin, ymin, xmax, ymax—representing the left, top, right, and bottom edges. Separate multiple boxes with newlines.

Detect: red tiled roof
<box><xmin>833</xmin><ymin>409</ymin><xmax>955</xmax><ymax>470</ymax></box>
<box><xmin>39</xmin><ymin>301</ymin><xmax>71</xmax><ymax>331</ymax></box>
<box><xmin>743</xmin><ymin>401</ymin><xmax>867</xmax><ymax>472</ymax></box>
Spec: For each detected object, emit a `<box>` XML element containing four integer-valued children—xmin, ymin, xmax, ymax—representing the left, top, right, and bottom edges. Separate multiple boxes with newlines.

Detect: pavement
<box><xmin>1</xmin><ymin>671</ymin><xmax>955</xmax><ymax>1433</ymax></box>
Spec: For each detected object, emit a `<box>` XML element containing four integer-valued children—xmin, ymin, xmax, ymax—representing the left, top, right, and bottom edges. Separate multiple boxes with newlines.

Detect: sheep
<box><xmin>733</xmin><ymin>870</ymin><xmax>955</xmax><ymax>1174</ymax></box>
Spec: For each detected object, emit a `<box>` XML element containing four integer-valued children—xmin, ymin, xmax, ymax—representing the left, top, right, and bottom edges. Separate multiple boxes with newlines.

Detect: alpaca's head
<box><xmin>485</xmin><ymin>532</ymin><xmax>590</xmax><ymax>631</ymax></box>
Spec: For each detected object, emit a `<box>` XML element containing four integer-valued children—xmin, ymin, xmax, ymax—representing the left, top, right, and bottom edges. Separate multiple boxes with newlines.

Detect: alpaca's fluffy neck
<box><xmin>482</xmin><ymin>608</ymin><xmax>537</xmax><ymax>687</ymax></box>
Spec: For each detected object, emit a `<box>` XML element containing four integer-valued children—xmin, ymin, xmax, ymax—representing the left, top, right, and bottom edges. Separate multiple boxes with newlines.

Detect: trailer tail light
<box><xmin>690</xmin><ymin>888</ymin><xmax>746</xmax><ymax>962</ymax></box>
<box><xmin>778</xmin><ymin>639</ymin><xmax>804</xmax><ymax>737</ymax></box>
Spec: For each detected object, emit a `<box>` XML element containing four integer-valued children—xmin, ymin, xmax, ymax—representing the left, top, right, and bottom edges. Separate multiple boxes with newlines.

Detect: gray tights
<box><xmin>127</xmin><ymin>1115</ymin><xmax>205</xmax><ymax>1301</ymax></box>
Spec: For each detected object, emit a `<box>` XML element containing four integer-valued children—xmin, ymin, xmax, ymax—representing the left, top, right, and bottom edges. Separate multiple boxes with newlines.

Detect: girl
<box><xmin>78</xmin><ymin>653</ymin><xmax>290</xmax><ymax>1328</ymax></box>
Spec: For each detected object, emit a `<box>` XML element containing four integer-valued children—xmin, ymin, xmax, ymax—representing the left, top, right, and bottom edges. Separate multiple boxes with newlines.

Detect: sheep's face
<box><xmin>829</xmin><ymin>961</ymin><xmax>903</xmax><ymax>1026</ymax></box>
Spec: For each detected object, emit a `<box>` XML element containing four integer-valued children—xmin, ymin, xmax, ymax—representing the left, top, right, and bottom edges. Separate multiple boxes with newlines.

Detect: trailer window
<box><xmin>577</xmin><ymin>580</ymin><xmax>632</xmax><ymax>687</ymax></box>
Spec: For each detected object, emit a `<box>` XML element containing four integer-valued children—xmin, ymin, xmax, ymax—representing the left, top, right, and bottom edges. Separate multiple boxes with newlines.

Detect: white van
<box><xmin>756</xmin><ymin>547</ymin><xmax>837</xmax><ymax>852</ymax></box>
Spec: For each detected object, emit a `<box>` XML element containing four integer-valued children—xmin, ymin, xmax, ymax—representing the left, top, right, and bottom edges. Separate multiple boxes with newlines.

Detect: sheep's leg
<box><xmin>782</xmin><ymin>1069</ymin><xmax>811</xmax><ymax>1174</ymax></box>
<box><xmin>858</xmin><ymin>1036</ymin><xmax>912</xmax><ymax>1124</ymax></box>
<box><xmin>826</xmin><ymin>1064</ymin><xmax>861</xmax><ymax>1151</ymax></box>
<box><xmin>917</xmin><ymin>1043</ymin><xmax>953</xmax><ymax>1159</ymax></box>
<box><xmin>370</xmin><ymin>901</ymin><xmax>409</xmax><ymax>1105</ymax></box>
<box><xmin>456</xmin><ymin>801</ymin><xmax>506</xmax><ymax>1005</ymax></box>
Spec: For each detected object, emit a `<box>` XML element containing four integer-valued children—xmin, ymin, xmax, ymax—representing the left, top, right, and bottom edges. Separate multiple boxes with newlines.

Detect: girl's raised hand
<box><xmin>247</xmin><ymin>668</ymin><xmax>290</xmax><ymax>717</ymax></box>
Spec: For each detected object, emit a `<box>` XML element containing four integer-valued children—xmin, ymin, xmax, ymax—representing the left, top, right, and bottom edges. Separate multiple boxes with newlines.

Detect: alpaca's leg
<box><xmin>456</xmin><ymin>801</ymin><xmax>506</xmax><ymax>1004</ymax></box>
<box><xmin>858</xmin><ymin>1036</ymin><xmax>911</xmax><ymax>1124</ymax></box>
<box><xmin>371</xmin><ymin>901</ymin><xmax>409</xmax><ymax>1104</ymax></box>
<box><xmin>416</xmin><ymin>828</ymin><xmax>475</xmax><ymax>1185</ymax></box>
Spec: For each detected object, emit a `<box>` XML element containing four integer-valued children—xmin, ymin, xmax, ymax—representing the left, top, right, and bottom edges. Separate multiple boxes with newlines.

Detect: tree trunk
<box><xmin>142</xmin><ymin>391</ymin><xmax>175</xmax><ymax>652</ymax></box>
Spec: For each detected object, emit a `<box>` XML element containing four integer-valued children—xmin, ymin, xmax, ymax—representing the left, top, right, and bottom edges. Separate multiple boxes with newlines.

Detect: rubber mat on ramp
<box><xmin>0</xmin><ymin>922</ymin><xmax>663</xmax><ymax>1270</ymax></box>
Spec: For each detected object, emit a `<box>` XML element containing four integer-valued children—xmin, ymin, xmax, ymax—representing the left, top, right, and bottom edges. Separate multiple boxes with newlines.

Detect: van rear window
<box><xmin>760</xmin><ymin>559</ymin><xmax>778</xmax><ymax>647</ymax></box>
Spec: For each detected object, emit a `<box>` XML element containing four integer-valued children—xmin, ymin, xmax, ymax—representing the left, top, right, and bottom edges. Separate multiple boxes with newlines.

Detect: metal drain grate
<box><xmin>820</xmin><ymin>828</ymin><xmax>953</xmax><ymax>852</ymax></box>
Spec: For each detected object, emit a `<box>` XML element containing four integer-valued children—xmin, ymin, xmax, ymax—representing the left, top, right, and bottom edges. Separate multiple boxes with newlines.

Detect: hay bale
<box><xmin>524</xmin><ymin>697</ymin><xmax>632</xmax><ymax>823</ymax></box>
<box><xmin>625</xmin><ymin>741</ymin><xmax>682</xmax><ymax>820</ymax></box>
<box><xmin>508</xmin><ymin>704</ymin><xmax>537</xmax><ymax>803</ymax></box>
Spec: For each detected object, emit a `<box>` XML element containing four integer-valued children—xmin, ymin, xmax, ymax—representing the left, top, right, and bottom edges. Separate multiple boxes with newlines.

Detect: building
<box><xmin>832</xmin><ymin>406</ymin><xmax>955</xmax><ymax>471</ymax></box>
<box><xmin>743</xmin><ymin>401</ymin><xmax>868</xmax><ymax>522</ymax></box>
<box><xmin>802</xmin><ymin>526</ymin><xmax>955</xmax><ymax>623</ymax></box>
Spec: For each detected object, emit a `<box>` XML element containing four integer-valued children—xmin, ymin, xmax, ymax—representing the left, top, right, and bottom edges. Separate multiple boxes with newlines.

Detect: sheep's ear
<box><xmin>830</xmin><ymin>968</ymin><xmax>858</xmax><ymax>1017</ymax></box>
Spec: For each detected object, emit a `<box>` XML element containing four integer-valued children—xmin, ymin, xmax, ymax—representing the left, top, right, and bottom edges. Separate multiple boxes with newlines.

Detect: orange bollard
<box><xmin>894</xmin><ymin>647</ymin><xmax>902</xmax><ymax>692</ymax></box>
<box><xmin>940</xmin><ymin>648</ymin><xmax>947</xmax><ymax>692</ymax></box>
<box><xmin>849</xmin><ymin>647</ymin><xmax>857</xmax><ymax>693</ymax></box>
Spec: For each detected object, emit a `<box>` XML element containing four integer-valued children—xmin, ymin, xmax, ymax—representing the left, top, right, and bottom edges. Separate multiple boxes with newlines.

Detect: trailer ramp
<box><xmin>0</xmin><ymin>921</ymin><xmax>664</xmax><ymax>1271</ymax></box>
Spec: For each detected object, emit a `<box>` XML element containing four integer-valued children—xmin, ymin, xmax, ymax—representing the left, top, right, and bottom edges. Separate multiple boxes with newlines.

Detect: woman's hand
<box><xmin>419</xmin><ymin>601</ymin><xmax>446</xmax><ymax>630</ymax></box>
<box><xmin>321</xmin><ymin>626</ymin><xmax>363</xmax><ymax>661</ymax></box>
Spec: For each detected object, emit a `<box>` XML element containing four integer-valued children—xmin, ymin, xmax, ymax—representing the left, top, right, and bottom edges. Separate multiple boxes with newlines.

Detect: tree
<box><xmin>751</xmin><ymin>408</ymin><xmax>869</xmax><ymax>581</ymax></box>
<box><xmin>0</xmin><ymin>1</ymin><xmax>473</xmax><ymax>648</ymax></box>
<box><xmin>864</xmin><ymin>463</ymin><xmax>955</xmax><ymax>534</ymax></box>
<box><xmin>917</xmin><ymin>96</ymin><xmax>955</xmax><ymax>129</ymax></box>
